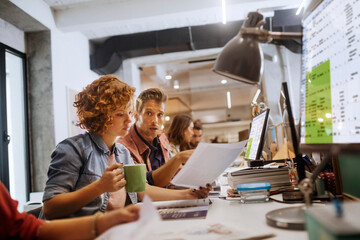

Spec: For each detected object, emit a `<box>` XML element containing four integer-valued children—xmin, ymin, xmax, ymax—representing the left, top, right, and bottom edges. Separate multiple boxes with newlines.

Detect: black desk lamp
<box><xmin>213</xmin><ymin>11</ymin><xmax>302</xmax><ymax>84</ymax></box>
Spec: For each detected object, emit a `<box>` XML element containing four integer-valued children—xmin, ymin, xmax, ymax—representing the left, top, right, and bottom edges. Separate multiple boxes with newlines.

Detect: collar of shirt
<box><xmin>134</xmin><ymin>125</ymin><xmax>160</xmax><ymax>151</ymax></box>
<box><xmin>88</xmin><ymin>132</ymin><xmax>120</xmax><ymax>156</ymax></box>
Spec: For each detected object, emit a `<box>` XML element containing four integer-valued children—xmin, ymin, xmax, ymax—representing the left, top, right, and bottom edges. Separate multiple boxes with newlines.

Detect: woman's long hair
<box><xmin>167</xmin><ymin>114</ymin><xmax>193</xmax><ymax>151</ymax></box>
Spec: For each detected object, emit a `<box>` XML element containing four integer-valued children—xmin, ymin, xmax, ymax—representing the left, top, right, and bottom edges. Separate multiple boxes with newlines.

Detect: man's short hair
<box><xmin>136</xmin><ymin>88</ymin><xmax>168</xmax><ymax>113</ymax></box>
<box><xmin>193</xmin><ymin>119</ymin><xmax>202</xmax><ymax>130</ymax></box>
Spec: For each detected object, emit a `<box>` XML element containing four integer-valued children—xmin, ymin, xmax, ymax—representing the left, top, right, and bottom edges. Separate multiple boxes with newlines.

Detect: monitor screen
<box><xmin>245</xmin><ymin>109</ymin><xmax>270</xmax><ymax>160</ymax></box>
<box><xmin>300</xmin><ymin>0</ymin><xmax>360</xmax><ymax>151</ymax></box>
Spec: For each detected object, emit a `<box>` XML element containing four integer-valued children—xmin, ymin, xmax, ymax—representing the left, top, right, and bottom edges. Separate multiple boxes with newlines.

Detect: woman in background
<box><xmin>167</xmin><ymin>114</ymin><xmax>194</xmax><ymax>158</ymax></box>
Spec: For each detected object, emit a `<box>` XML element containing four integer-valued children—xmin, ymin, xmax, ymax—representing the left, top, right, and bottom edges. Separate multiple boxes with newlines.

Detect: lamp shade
<box><xmin>213</xmin><ymin>12</ymin><xmax>264</xmax><ymax>84</ymax></box>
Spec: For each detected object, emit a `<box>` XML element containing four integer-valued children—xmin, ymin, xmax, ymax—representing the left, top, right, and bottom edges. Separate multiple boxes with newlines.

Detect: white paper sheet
<box><xmin>171</xmin><ymin>141</ymin><xmax>247</xmax><ymax>188</ymax></box>
<box><xmin>96</xmin><ymin>195</ymin><xmax>161</xmax><ymax>240</ymax></box>
<box><xmin>148</xmin><ymin>222</ymin><xmax>275</xmax><ymax>240</ymax></box>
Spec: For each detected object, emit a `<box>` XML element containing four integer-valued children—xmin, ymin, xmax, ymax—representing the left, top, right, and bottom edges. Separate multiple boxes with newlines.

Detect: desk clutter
<box><xmin>319</xmin><ymin>171</ymin><xmax>336</xmax><ymax>195</ymax></box>
<box><xmin>237</xmin><ymin>182</ymin><xmax>271</xmax><ymax>203</ymax></box>
<box><xmin>227</xmin><ymin>167</ymin><xmax>292</xmax><ymax>192</ymax></box>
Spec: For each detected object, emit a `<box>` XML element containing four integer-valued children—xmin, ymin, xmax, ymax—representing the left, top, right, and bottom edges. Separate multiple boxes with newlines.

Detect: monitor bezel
<box><xmin>245</xmin><ymin>108</ymin><xmax>270</xmax><ymax>161</ymax></box>
<box><xmin>282</xmin><ymin>82</ymin><xmax>306</xmax><ymax>180</ymax></box>
<box><xmin>299</xmin><ymin>0</ymin><xmax>360</xmax><ymax>154</ymax></box>
<box><xmin>302</xmin><ymin>0</ymin><xmax>323</xmax><ymax>20</ymax></box>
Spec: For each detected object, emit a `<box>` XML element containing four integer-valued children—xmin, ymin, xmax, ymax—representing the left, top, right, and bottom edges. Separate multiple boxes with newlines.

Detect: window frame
<box><xmin>0</xmin><ymin>42</ymin><xmax>30</xmax><ymax>198</ymax></box>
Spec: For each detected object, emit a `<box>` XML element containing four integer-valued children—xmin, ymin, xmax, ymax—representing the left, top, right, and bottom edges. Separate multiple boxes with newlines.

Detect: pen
<box><xmin>333</xmin><ymin>198</ymin><xmax>343</xmax><ymax>218</ymax></box>
<box><xmin>237</xmin><ymin>233</ymin><xmax>276</xmax><ymax>240</ymax></box>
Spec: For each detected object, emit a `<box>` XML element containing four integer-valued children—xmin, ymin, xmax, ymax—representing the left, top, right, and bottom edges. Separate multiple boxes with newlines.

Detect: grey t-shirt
<box><xmin>42</xmin><ymin>132</ymin><xmax>136</xmax><ymax>218</ymax></box>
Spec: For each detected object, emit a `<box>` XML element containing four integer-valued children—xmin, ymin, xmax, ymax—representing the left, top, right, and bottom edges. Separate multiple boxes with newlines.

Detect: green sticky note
<box><xmin>305</xmin><ymin>60</ymin><xmax>333</xmax><ymax>144</ymax></box>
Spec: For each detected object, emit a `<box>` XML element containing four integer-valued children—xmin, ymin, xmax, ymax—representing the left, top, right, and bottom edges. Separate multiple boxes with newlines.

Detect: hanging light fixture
<box><xmin>213</xmin><ymin>11</ymin><xmax>302</xmax><ymax>84</ymax></box>
<box><xmin>221</xmin><ymin>0</ymin><xmax>227</xmax><ymax>24</ymax></box>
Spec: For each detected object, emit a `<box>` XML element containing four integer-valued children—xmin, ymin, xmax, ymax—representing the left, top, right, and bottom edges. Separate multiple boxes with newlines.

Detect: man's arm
<box><xmin>151</xmin><ymin>150</ymin><xmax>193</xmax><ymax>187</ymax></box>
<box><xmin>137</xmin><ymin>183</ymin><xmax>211</xmax><ymax>201</ymax></box>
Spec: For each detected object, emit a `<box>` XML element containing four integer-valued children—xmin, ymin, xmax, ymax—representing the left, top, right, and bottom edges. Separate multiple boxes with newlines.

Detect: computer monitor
<box><xmin>300</xmin><ymin>0</ymin><xmax>360</xmax><ymax>152</ymax></box>
<box><xmin>245</xmin><ymin>109</ymin><xmax>270</xmax><ymax>161</ymax></box>
<box><xmin>267</xmin><ymin>0</ymin><xmax>360</xmax><ymax>230</ymax></box>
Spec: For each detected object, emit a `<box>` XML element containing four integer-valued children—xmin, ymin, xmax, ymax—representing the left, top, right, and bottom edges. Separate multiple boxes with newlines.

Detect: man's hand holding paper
<box><xmin>171</xmin><ymin>141</ymin><xmax>247</xmax><ymax>188</ymax></box>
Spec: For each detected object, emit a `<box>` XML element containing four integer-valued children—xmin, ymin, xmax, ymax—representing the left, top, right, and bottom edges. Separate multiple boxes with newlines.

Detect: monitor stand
<box><xmin>266</xmin><ymin>178</ymin><xmax>314</xmax><ymax>230</ymax></box>
<box><xmin>248</xmin><ymin>159</ymin><xmax>264</xmax><ymax>167</ymax></box>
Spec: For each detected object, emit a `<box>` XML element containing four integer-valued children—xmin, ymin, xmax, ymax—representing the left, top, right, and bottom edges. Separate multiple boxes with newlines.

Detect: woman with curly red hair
<box><xmin>42</xmin><ymin>75</ymin><xmax>211</xmax><ymax>220</ymax></box>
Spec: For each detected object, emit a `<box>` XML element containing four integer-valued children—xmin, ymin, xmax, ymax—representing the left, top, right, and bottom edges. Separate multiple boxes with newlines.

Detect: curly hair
<box><xmin>74</xmin><ymin>74</ymin><xmax>136</xmax><ymax>134</ymax></box>
<box><xmin>167</xmin><ymin>114</ymin><xmax>193</xmax><ymax>151</ymax></box>
<box><xmin>136</xmin><ymin>88</ymin><xmax>167</xmax><ymax>113</ymax></box>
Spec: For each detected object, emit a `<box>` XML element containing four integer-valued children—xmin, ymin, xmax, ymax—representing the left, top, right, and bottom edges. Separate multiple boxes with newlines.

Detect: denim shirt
<box><xmin>42</xmin><ymin>132</ymin><xmax>136</xmax><ymax>218</ymax></box>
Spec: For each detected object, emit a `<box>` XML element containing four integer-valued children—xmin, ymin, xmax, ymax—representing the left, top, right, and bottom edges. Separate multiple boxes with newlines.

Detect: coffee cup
<box><xmin>119</xmin><ymin>164</ymin><xmax>146</xmax><ymax>192</ymax></box>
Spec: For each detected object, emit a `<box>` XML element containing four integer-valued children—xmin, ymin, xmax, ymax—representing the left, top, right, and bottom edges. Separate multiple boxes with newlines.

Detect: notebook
<box><xmin>151</xmin><ymin>198</ymin><xmax>212</xmax><ymax>220</ymax></box>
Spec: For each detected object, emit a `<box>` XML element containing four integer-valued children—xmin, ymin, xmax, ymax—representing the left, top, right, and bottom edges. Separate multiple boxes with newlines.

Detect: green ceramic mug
<box><xmin>119</xmin><ymin>164</ymin><xmax>146</xmax><ymax>192</ymax></box>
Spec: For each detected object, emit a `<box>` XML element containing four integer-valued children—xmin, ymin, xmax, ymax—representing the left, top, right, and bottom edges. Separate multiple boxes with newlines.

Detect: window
<box><xmin>0</xmin><ymin>43</ymin><xmax>30</xmax><ymax>211</ymax></box>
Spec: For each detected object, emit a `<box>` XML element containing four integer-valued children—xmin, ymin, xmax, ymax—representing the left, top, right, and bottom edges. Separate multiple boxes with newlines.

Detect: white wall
<box><xmin>0</xmin><ymin>18</ymin><xmax>25</xmax><ymax>52</ymax></box>
<box><xmin>51</xmin><ymin>30</ymin><xmax>98</xmax><ymax>144</ymax></box>
<box><xmin>117</xmin><ymin>58</ymin><xmax>141</xmax><ymax>96</ymax></box>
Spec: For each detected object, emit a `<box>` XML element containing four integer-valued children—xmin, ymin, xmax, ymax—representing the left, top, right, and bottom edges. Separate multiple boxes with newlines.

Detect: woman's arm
<box><xmin>37</xmin><ymin>205</ymin><xmax>140</xmax><ymax>240</ymax></box>
<box><xmin>43</xmin><ymin>163</ymin><xmax>126</xmax><ymax>219</ymax></box>
<box><xmin>151</xmin><ymin>150</ymin><xmax>193</xmax><ymax>187</ymax></box>
<box><xmin>137</xmin><ymin>183</ymin><xmax>211</xmax><ymax>201</ymax></box>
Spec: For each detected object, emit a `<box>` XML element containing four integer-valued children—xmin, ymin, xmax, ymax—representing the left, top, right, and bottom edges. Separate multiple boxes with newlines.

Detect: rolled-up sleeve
<box><xmin>43</xmin><ymin>140</ymin><xmax>83</xmax><ymax>202</ymax></box>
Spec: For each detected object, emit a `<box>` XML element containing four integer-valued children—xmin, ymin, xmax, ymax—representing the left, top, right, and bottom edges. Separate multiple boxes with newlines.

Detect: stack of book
<box><xmin>228</xmin><ymin>167</ymin><xmax>291</xmax><ymax>191</ymax></box>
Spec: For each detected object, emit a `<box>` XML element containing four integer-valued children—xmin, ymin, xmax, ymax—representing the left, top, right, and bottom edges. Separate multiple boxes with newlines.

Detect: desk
<box><xmin>152</xmin><ymin>197</ymin><xmax>308</xmax><ymax>239</ymax></box>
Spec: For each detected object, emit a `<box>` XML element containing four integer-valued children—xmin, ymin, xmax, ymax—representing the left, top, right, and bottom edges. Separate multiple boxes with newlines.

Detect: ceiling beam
<box><xmin>0</xmin><ymin>1</ymin><xmax>48</xmax><ymax>32</ymax></box>
<box><xmin>52</xmin><ymin>0</ymin><xmax>301</xmax><ymax>39</ymax></box>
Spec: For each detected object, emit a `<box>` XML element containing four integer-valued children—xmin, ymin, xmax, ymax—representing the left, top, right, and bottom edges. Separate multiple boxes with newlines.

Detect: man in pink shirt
<box><xmin>118</xmin><ymin>88</ymin><xmax>192</xmax><ymax>187</ymax></box>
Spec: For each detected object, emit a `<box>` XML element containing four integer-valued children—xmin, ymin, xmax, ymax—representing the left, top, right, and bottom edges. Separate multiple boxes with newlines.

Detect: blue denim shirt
<box><xmin>42</xmin><ymin>132</ymin><xmax>136</xmax><ymax>218</ymax></box>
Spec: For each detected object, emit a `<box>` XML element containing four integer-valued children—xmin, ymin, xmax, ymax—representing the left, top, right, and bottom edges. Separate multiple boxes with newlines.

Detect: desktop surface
<box><xmin>151</xmin><ymin>170</ymin><xmax>307</xmax><ymax>239</ymax></box>
<box><xmin>150</xmin><ymin>197</ymin><xmax>308</xmax><ymax>239</ymax></box>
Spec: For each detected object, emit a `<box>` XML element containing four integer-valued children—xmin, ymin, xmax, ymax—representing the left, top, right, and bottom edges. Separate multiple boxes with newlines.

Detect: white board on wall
<box><xmin>67</xmin><ymin>87</ymin><xmax>86</xmax><ymax>137</ymax></box>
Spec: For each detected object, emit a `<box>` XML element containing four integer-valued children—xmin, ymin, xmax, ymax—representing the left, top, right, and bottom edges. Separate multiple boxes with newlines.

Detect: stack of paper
<box><xmin>228</xmin><ymin>167</ymin><xmax>291</xmax><ymax>191</ymax></box>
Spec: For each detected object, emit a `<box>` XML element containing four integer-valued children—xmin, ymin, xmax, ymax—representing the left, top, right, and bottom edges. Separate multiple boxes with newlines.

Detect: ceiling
<box><xmin>42</xmin><ymin>0</ymin><xmax>302</xmax><ymax>124</ymax></box>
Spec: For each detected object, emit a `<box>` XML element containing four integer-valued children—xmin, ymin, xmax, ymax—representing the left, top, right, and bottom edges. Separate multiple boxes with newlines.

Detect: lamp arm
<box><xmin>266</xmin><ymin>31</ymin><xmax>303</xmax><ymax>40</ymax></box>
<box><xmin>240</xmin><ymin>27</ymin><xmax>303</xmax><ymax>42</ymax></box>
